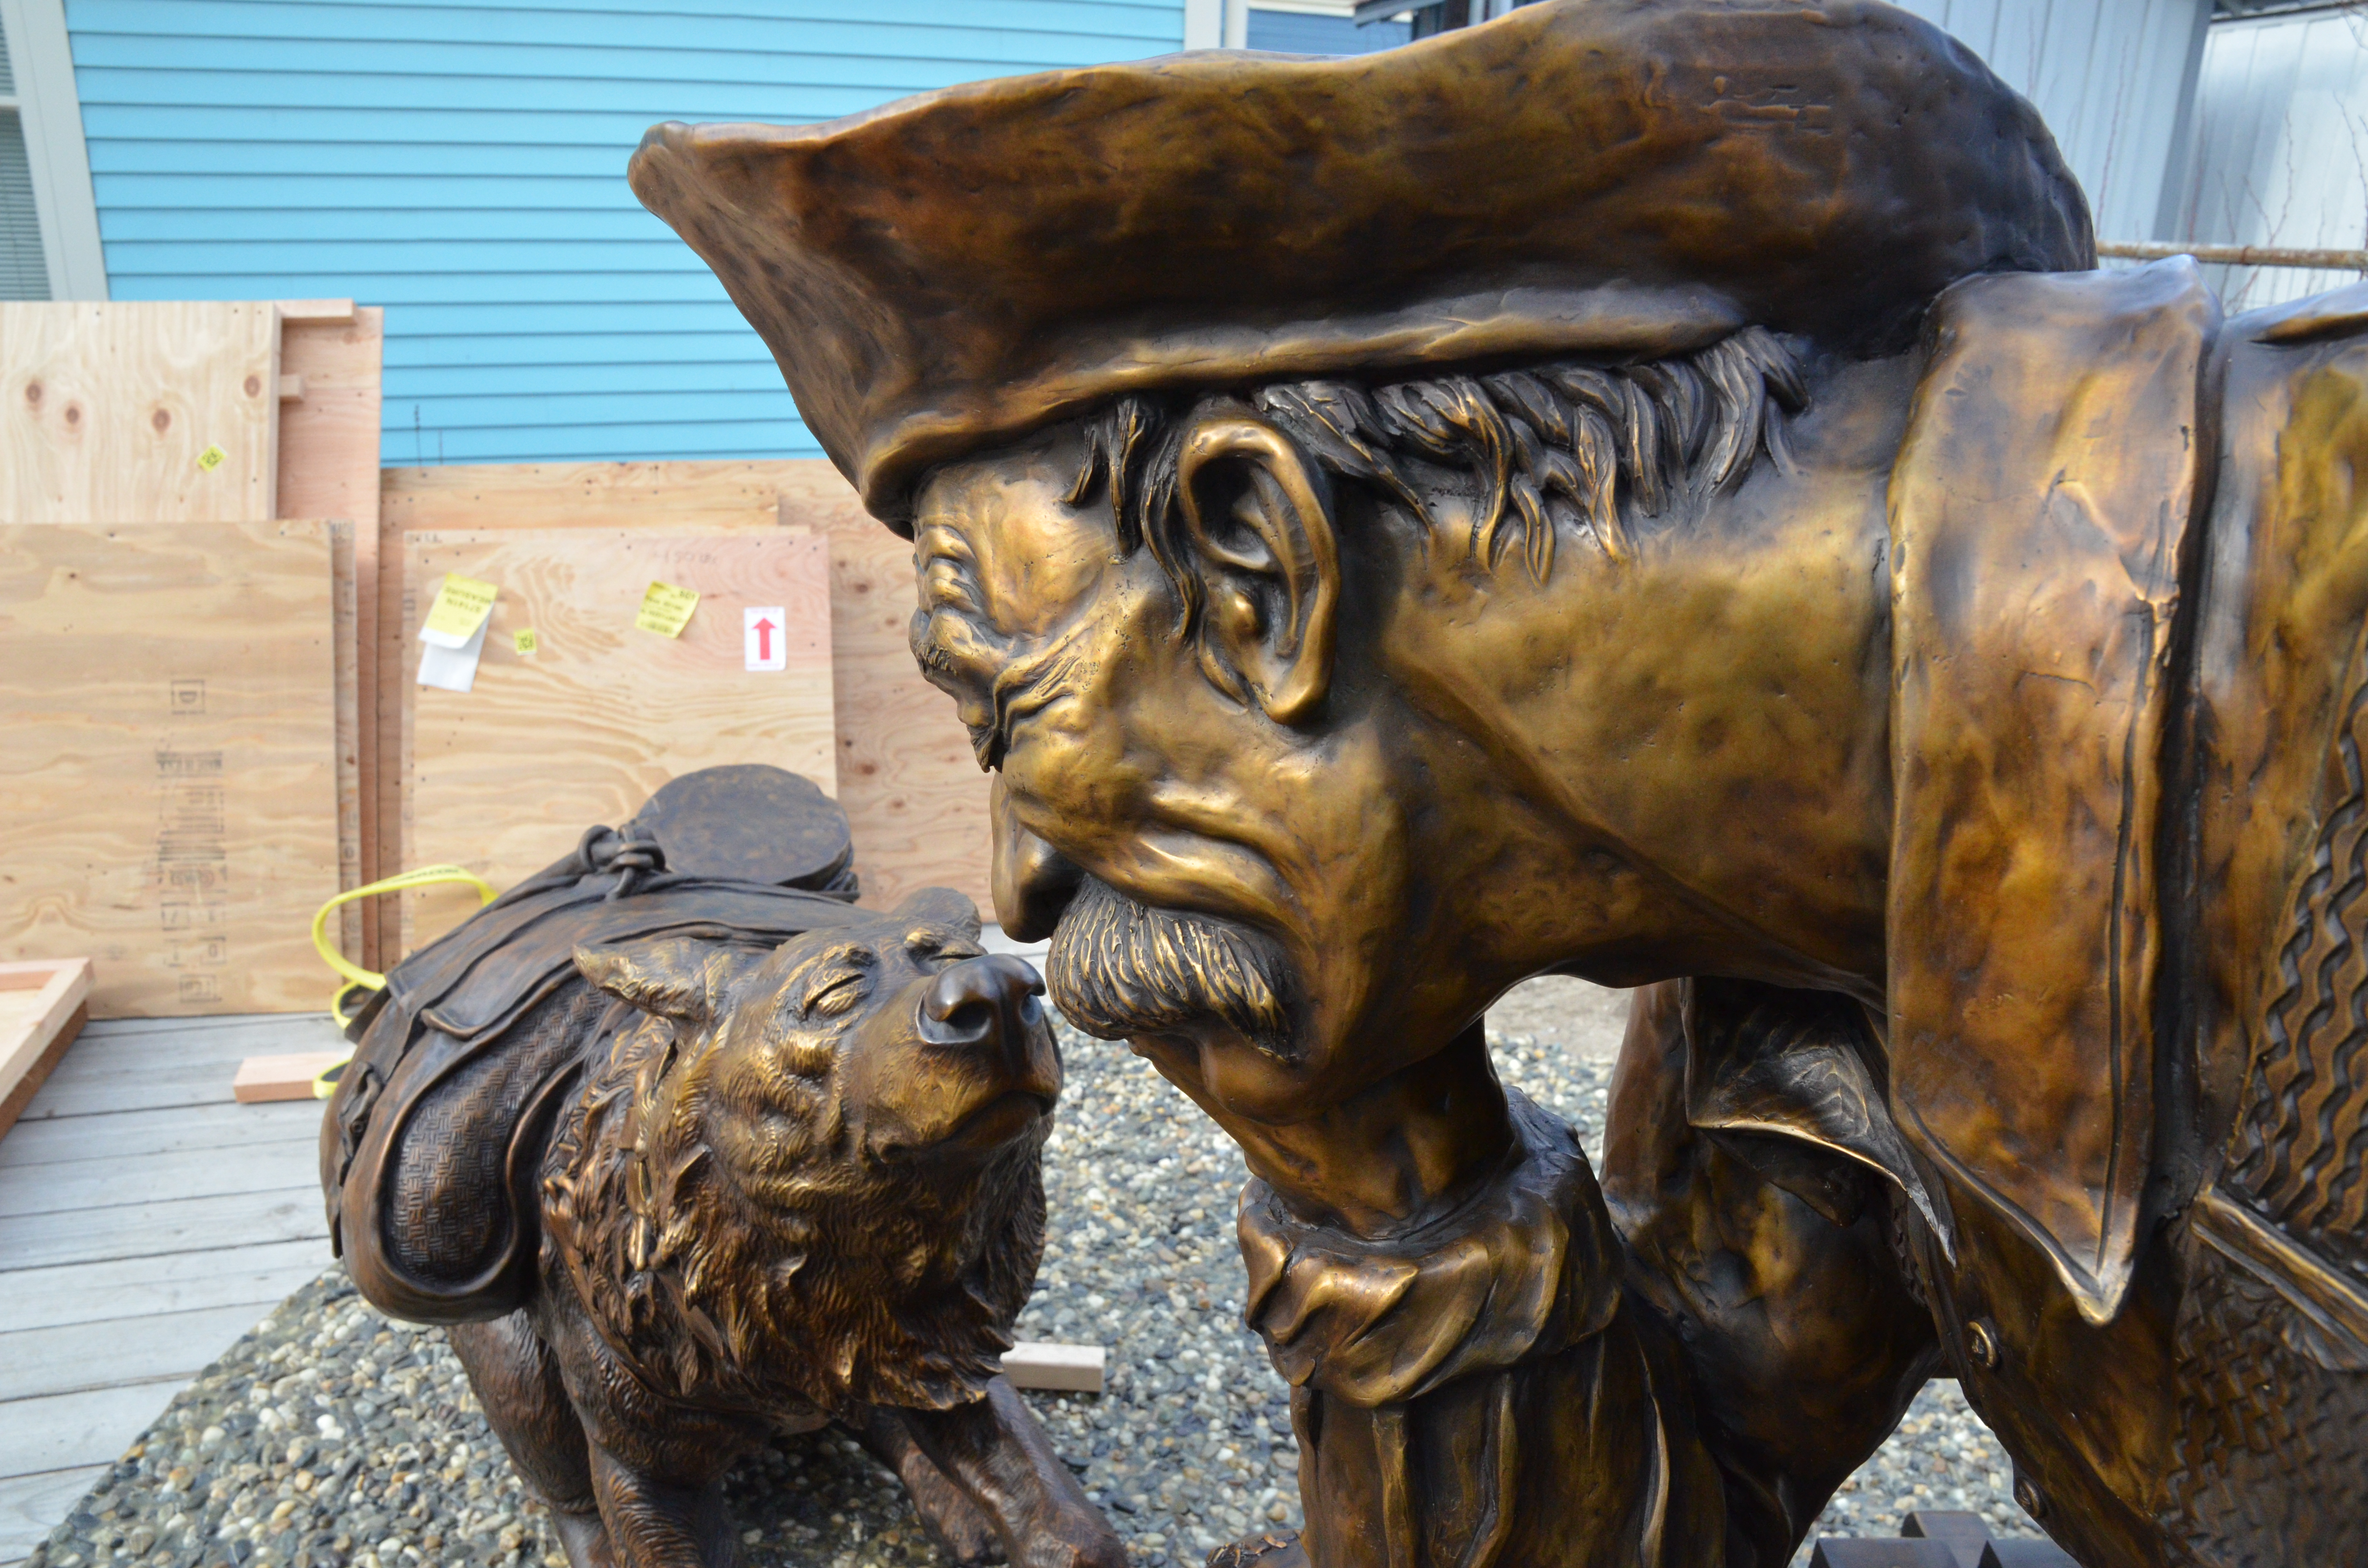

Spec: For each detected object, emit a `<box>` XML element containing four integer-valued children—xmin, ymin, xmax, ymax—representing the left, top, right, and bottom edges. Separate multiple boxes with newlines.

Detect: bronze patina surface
<box><xmin>321</xmin><ymin>767</ymin><xmax>1124</xmax><ymax>1568</ymax></box>
<box><xmin>632</xmin><ymin>3</ymin><xmax>2368</xmax><ymax>1564</ymax></box>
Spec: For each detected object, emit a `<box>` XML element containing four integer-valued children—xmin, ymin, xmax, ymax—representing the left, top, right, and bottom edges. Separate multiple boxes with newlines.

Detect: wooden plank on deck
<box><xmin>0</xmin><ymin>1378</ymin><xmax>188</xmax><ymax>1479</ymax></box>
<box><xmin>48</xmin><ymin>1014</ymin><xmax>336</xmax><ymax>1080</ymax></box>
<box><xmin>0</xmin><ymin>1187</ymin><xmax>326</xmax><ymax>1273</ymax></box>
<box><xmin>0</xmin><ymin>1465</ymin><xmax>111</xmax><ymax>1566</ymax></box>
<box><xmin>0</xmin><ymin>1303</ymin><xmax>275</xmax><ymax>1402</ymax></box>
<box><xmin>0</xmin><ymin>1135</ymin><xmax>321</xmax><ymax>1219</ymax></box>
<box><xmin>279</xmin><ymin>306</ymin><xmax>386</xmax><ymax>969</ymax></box>
<box><xmin>0</xmin><ymin>1240</ymin><xmax>326</xmax><ymax>1335</ymax></box>
<box><xmin>0</xmin><ymin>1099</ymin><xmax>318</xmax><ymax>1169</ymax></box>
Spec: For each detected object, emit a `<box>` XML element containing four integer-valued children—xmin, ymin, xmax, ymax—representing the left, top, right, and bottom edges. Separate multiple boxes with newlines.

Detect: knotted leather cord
<box><xmin>573</xmin><ymin>823</ymin><xmax>668</xmax><ymax>901</ymax></box>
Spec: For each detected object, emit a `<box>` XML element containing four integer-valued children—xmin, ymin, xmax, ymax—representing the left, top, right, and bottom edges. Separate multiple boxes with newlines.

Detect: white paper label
<box><xmin>417</xmin><ymin>613</ymin><xmax>490</xmax><ymax>693</ymax></box>
<box><xmin>744</xmin><ymin>606</ymin><xmax>788</xmax><ymax>672</ymax></box>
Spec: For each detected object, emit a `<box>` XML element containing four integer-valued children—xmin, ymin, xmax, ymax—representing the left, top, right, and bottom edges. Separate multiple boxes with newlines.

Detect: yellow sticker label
<box><xmin>635</xmin><ymin>580</ymin><xmax>700</xmax><ymax>638</ymax></box>
<box><xmin>513</xmin><ymin>628</ymin><xmax>539</xmax><ymax>656</ymax></box>
<box><xmin>196</xmin><ymin>444</ymin><xmax>227</xmax><ymax>472</ymax></box>
<box><xmin>421</xmin><ymin>573</ymin><xmax>498</xmax><ymax>642</ymax></box>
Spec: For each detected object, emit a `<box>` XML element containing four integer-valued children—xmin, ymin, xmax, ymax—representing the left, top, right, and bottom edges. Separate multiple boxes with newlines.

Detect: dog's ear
<box><xmin>891</xmin><ymin>886</ymin><xmax>984</xmax><ymax>952</ymax></box>
<box><xmin>576</xmin><ymin>936</ymin><xmax>752</xmax><ymax>1025</ymax></box>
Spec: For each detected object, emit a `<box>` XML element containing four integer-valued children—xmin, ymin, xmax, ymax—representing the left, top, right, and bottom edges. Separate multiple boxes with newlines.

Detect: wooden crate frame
<box><xmin>0</xmin><ymin>957</ymin><xmax>93</xmax><ymax>1141</ymax></box>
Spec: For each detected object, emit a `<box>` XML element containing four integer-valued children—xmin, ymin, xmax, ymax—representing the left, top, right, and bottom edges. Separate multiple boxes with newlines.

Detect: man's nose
<box><xmin>917</xmin><ymin>954</ymin><xmax>1046</xmax><ymax>1057</ymax></box>
<box><xmin>993</xmin><ymin>777</ymin><xmax>1084</xmax><ymax>941</ymax></box>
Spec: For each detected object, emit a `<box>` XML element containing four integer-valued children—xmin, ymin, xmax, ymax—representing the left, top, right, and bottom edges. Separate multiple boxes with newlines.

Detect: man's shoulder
<box><xmin>2222</xmin><ymin>277</ymin><xmax>2368</xmax><ymax>359</ymax></box>
<box><xmin>2205</xmin><ymin>280</ymin><xmax>2368</xmax><ymax>600</ymax></box>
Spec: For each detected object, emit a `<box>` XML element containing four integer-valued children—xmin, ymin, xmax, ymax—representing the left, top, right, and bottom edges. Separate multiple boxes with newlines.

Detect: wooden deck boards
<box><xmin>0</xmin><ymin>1014</ymin><xmax>339</xmax><ymax>1565</ymax></box>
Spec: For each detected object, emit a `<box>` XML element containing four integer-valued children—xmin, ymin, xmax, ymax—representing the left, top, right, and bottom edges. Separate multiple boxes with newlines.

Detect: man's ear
<box><xmin>575</xmin><ymin>936</ymin><xmax>746</xmax><ymax>1025</ymax></box>
<box><xmin>1174</xmin><ymin>411</ymin><xmax>1340</xmax><ymax>725</ymax></box>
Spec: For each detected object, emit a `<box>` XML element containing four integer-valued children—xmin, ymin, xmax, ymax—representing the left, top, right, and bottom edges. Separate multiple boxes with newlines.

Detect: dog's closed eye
<box><xmin>802</xmin><ymin>967</ymin><xmax>871</xmax><ymax>1018</ymax></box>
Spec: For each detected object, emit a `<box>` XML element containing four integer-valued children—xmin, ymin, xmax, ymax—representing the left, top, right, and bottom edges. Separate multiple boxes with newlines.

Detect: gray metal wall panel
<box><xmin>2172</xmin><ymin>9</ymin><xmax>2368</xmax><ymax>310</ymax></box>
<box><xmin>1893</xmin><ymin>0</ymin><xmax>2212</xmax><ymax>243</ymax></box>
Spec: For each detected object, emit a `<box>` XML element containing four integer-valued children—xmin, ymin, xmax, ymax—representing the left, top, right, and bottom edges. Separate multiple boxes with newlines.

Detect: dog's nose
<box><xmin>919</xmin><ymin>953</ymin><xmax>1045</xmax><ymax>1049</ymax></box>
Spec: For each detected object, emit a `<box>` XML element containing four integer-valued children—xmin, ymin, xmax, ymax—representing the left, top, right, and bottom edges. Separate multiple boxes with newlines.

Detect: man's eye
<box><xmin>804</xmin><ymin>971</ymin><xmax>868</xmax><ymax>1017</ymax></box>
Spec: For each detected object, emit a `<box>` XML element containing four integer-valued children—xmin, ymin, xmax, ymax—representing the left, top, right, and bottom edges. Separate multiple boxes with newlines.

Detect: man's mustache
<box><xmin>1045</xmin><ymin>876</ymin><xmax>1296</xmax><ymax>1061</ymax></box>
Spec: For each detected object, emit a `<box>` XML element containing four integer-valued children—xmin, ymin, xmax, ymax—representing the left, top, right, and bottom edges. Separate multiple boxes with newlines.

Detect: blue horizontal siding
<box><xmin>68</xmin><ymin>0</ymin><xmax>1184</xmax><ymax>466</ymax></box>
<box><xmin>99</xmin><ymin>206</ymin><xmax>673</xmax><ymax>239</ymax></box>
<box><xmin>381</xmin><ymin>331</ymin><xmax>765</xmax><ymax>367</ymax></box>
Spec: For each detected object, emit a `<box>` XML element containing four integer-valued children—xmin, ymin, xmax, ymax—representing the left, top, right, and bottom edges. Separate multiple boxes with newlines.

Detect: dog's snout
<box><xmin>919</xmin><ymin>953</ymin><xmax>1044</xmax><ymax>1046</ymax></box>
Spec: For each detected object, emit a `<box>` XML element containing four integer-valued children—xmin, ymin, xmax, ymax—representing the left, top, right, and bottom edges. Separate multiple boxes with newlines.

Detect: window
<box><xmin>0</xmin><ymin>12</ymin><xmax>49</xmax><ymax>300</ymax></box>
<box><xmin>0</xmin><ymin>0</ymin><xmax>102</xmax><ymax>301</ymax></box>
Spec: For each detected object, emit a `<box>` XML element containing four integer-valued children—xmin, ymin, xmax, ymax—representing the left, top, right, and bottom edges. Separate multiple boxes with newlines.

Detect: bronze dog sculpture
<box><xmin>321</xmin><ymin>767</ymin><xmax>1123</xmax><ymax>1568</ymax></box>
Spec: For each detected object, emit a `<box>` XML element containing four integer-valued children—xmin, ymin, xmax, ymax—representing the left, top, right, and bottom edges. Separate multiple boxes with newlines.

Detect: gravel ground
<box><xmin>28</xmin><ymin>994</ymin><xmax>2039</xmax><ymax>1568</ymax></box>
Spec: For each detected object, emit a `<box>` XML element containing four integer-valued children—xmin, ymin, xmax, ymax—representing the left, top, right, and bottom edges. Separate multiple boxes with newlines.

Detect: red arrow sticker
<box><xmin>744</xmin><ymin>606</ymin><xmax>787</xmax><ymax>672</ymax></box>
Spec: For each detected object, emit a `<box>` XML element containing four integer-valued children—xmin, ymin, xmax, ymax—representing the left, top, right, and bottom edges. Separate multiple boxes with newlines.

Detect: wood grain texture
<box><xmin>229</xmin><ymin>1051</ymin><xmax>343</xmax><ymax>1103</ymax></box>
<box><xmin>381</xmin><ymin>459</ymin><xmax>789</xmax><ymax>533</ymax></box>
<box><xmin>376</xmin><ymin>461</ymin><xmax>994</xmax><ymax>919</ymax></box>
<box><xmin>0</xmin><ymin>1302</ymin><xmax>274</xmax><ymax>1402</ymax></box>
<box><xmin>0</xmin><ymin>304</ymin><xmax>279</xmax><ymax>524</ymax></box>
<box><xmin>327</xmin><ymin>519</ymin><xmax>362</xmax><ymax>963</ymax></box>
<box><xmin>374</xmin><ymin>464</ymin><xmax>782</xmax><ymax>960</ymax></box>
<box><xmin>0</xmin><ymin>1237</ymin><xmax>325</xmax><ymax>1334</ymax></box>
<box><xmin>0</xmin><ymin>522</ymin><xmax>341</xmax><ymax>1017</ymax></box>
<box><xmin>280</xmin><ymin>307</ymin><xmax>385</xmax><ymax>966</ymax></box>
<box><xmin>0</xmin><ymin>1463</ymin><xmax>111</xmax><ymax>1562</ymax></box>
<box><xmin>398</xmin><ymin>527</ymin><xmax>836</xmax><ymax>953</ymax></box>
<box><xmin>0</xmin><ymin>1186</ymin><xmax>327</xmax><ymax>1274</ymax></box>
<box><xmin>779</xmin><ymin>464</ymin><xmax>996</xmax><ymax>913</ymax></box>
<box><xmin>0</xmin><ymin>961</ymin><xmax>91</xmax><ymax>1145</ymax></box>
<box><xmin>0</xmin><ymin>1134</ymin><xmax>321</xmax><ymax>1222</ymax></box>
<box><xmin>0</xmin><ymin>1099</ymin><xmax>321</xmax><ymax>1170</ymax></box>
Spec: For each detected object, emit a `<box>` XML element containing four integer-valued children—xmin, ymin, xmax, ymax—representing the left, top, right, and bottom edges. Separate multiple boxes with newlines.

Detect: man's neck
<box><xmin>1139</xmin><ymin>1022</ymin><xmax>1514</xmax><ymax>1240</ymax></box>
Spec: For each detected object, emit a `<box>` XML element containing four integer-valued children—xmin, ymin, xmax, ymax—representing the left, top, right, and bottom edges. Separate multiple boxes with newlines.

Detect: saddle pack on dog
<box><xmin>320</xmin><ymin>765</ymin><xmax>873</xmax><ymax>1323</ymax></box>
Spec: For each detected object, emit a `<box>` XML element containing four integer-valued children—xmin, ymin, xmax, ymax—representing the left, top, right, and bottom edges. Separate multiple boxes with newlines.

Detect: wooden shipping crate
<box><xmin>0</xmin><ymin>521</ymin><xmax>342</xmax><ymax>1016</ymax></box>
<box><xmin>0</xmin><ymin>302</ymin><xmax>280</xmax><ymax>524</ymax></box>
<box><xmin>278</xmin><ymin>303</ymin><xmax>385</xmax><ymax>968</ymax></box>
<box><xmin>377</xmin><ymin>462</ymin><xmax>994</xmax><ymax>950</ymax></box>
<box><xmin>396</xmin><ymin>526</ymin><xmax>837</xmax><ymax>953</ymax></box>
<box><xmin>0</xmin><ymin>958</ymin><xmax>92</xmax><ymax>1142</ymax></box>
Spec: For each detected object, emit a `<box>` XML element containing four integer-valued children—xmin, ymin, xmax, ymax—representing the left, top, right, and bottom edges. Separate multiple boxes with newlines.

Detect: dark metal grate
<box><xmin>0</xmin><ymin>110</ymin><xmax>50</xmax><ymax>301</ymax></box>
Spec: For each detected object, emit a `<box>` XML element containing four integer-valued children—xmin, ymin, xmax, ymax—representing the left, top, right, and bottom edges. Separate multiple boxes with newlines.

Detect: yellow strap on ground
<box><xmin>310</xmin><ymin>864</ymin><xmax>499</xmax><ymax>1027</ymax></box>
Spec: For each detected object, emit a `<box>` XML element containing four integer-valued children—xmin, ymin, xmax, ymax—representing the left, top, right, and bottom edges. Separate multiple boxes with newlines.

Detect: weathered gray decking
<box><xmin>0</xmin><ymin>1013</ymin><xmax>344</xmax><ymax>1566</ymax></box>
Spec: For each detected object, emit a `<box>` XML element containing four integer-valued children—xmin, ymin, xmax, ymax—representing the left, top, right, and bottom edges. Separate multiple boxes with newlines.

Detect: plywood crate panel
<box><xmin>280</xmin><ymin>306</ymin><xmax>386</xmax><ymax>967</ymax></box>
<box><xmin>398</xmin><ymin>527</ymin><xmax>835</xmax><ymax>953</ymax></box>
<box><xmin>378</xmin><ymin>461</ymin><xmax>994</xmax><ymax>919</ymax></box>
<box><xmin>0</xmin><ymin>303</ymin><xmax>279</xmax><ymax>524</ymax></box>
<box><xmin>0</xmin><ymin>521</ymin><xmax>341</xmax><ymax>1016</ymax></box>
<box><xmin>776</xmin><ymin>465</ymin><xmax>995</xmax><ymax>914</ymax></box>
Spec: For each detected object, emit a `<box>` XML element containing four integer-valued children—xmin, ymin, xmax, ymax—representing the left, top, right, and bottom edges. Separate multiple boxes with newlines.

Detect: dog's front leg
<box><xmin>850</xmin><ymin>1404</ymin><xmax>1003</xmax><ymax>1565</ymax></box>
<box><xmin>900</xmin><ymin>1375</ymin><xmax>1126</xmax><ymax>1568</ymax></box>
<box><xmin>584</xmin><ymin>1442</ymin><xmax>738</xmax><ymax>1568</ymax></box>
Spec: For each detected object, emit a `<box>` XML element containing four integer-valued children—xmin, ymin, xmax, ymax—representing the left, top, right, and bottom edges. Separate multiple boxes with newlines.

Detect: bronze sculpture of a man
<box><xmin>630</xmin><ymin>2</ymin><xmax>2368</xmax><ymax>1562</ymax></box>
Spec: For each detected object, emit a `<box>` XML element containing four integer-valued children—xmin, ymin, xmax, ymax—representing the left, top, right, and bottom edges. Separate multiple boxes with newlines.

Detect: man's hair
<box><xmin>1066</xmin><ymin>327</ymin><xmax>1806</xmax><ymax>624</ymax></box>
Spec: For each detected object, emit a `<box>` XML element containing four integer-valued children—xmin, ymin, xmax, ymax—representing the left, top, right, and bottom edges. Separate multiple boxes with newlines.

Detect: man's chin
<box><xmin>1060</xmin><ymin>1017</ymin><xmax>1316</xmax><ymax>1133</ymax></box>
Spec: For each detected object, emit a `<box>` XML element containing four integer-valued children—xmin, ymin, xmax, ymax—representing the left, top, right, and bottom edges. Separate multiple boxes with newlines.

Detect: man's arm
<box><xmin>1601</xmin><ymin>980</ymin><xmax>1943</xmax><ymax>1568</ymax></box>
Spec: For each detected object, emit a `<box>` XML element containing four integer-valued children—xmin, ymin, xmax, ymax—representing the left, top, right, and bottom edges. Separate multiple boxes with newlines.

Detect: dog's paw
<box><xmin>1206</xmin><ymin>1531</ymin><xmax>1307</xmax><ymax>1568</ymax></box>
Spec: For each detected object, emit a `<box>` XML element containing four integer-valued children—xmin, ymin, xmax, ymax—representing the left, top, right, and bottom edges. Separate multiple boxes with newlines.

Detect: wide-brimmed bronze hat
<box><xmin>629</xmin><ymin>0</ymin><xmax>2090</xmax><ymax>527</ymax></box>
